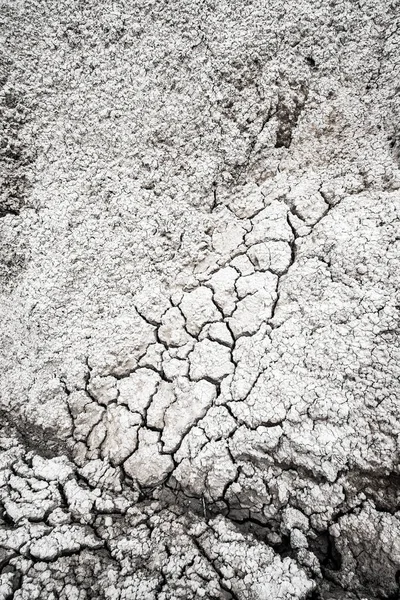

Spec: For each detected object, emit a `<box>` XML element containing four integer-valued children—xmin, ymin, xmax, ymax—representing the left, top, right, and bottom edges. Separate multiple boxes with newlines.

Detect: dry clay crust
<box><xmin>0</xmin><ymin>1</ymin><xmax>400</xmax><ymax>599</ymax></box>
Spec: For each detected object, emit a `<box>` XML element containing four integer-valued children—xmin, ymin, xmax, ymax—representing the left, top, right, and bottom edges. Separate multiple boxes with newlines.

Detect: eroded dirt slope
<box><xmin>0</xmin><ymin>1</ymin><xmax>400</xmax><ymax>598</ymax></box>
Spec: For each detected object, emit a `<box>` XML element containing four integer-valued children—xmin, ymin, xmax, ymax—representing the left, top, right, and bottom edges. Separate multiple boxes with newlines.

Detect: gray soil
<box><xmin>0</xmin><ymin>1</ymin><xmax>399</xmax><ymax>598</ymax></box>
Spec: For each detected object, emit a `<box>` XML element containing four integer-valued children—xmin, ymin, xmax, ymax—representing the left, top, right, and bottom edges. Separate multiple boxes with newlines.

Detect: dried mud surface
<box><xmin>0</xmin><ymin>1</ymin><xmax>400</xmax><ymax>599</ymax></box>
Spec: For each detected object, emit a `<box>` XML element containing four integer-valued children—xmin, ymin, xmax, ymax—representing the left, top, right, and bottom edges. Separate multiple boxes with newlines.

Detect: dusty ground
<box><xmin>0</xmin><ymin>1</ymin><xmax>400</xmax><ymax>598</ymax></box>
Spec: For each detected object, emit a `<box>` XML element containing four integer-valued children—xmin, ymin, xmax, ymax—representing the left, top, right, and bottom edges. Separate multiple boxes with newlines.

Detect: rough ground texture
<box><xmin>0</xmin><ymin>1</ymin><xmax>399</xmax><ymax>598</ymax></box>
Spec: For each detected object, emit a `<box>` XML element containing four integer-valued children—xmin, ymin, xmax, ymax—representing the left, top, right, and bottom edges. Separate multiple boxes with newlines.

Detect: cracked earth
<box><xmin>0</xmin><ymin>1</ymin><xmax>400</xmax><ymax>599</ymax></box>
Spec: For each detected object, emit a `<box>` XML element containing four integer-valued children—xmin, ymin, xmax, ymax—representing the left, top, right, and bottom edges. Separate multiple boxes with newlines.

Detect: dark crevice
<box><xmin>275</xmin><ymin>83</ymin><xmax>309</xmax><ymax>149</ymax></box>
<box><xmin>0</xmin><ymin>409</ymin><xmax>71</xmax><ymax>460</ymax></box>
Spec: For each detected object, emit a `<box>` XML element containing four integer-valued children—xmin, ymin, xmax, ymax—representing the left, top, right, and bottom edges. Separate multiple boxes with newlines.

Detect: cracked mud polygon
<box><xmin>0</xmin><ymin>1</ymin><xmax>400</xmax><ymax>599</ymax></box>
